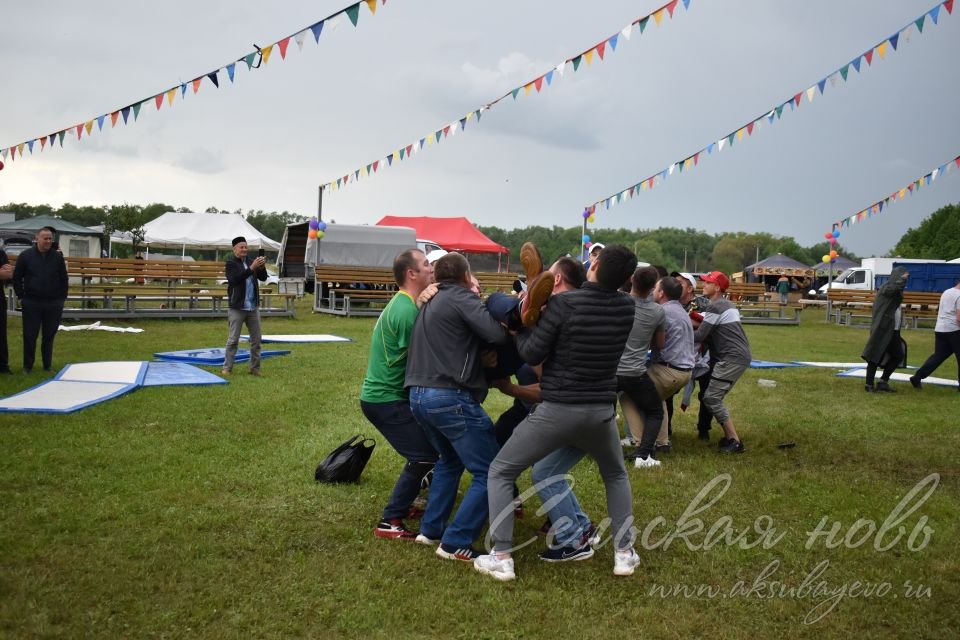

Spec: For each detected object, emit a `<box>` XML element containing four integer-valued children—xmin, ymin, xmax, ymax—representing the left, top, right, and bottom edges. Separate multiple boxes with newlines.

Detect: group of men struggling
<box><xmin>359</xmin><ymin>242</ymin><xmax>752</xmax><ymax>581</ymax></box>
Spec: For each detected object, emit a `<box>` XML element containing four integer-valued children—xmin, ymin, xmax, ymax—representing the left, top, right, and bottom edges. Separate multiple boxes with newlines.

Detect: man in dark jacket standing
<box><xmin>405</xmin><ymin>252</ymin><xmax>510</xmax><ymax>562</ymax></box>
<box><xmin>12</xmin><ymin>226</ymin><xmax>68</xmax><ymax>373</ymax></box>
<box><xmin>0</xmin><ymin>245</ymin><xmax>13</xmax><ymax>374</ymax></box>
<box><xmin>475</xmin><ymin>245</ymin><xmax>641</xmax><ymax>582</ymax></box>
<box><xmin>223</xmin><ymin>236</ymin><xmax>267</xmax><ymax>376</ymax></box>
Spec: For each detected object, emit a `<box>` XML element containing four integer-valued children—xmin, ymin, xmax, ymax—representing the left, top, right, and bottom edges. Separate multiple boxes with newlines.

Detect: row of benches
<box><xmin>826</xmin><ymin>289</ymin><xmax>941</xmax><ymax>328</ymax></box>
<box><xmin>5</xmin><ymin>255</ymin><xmax>296</xmax><ymax>319</ymax></box>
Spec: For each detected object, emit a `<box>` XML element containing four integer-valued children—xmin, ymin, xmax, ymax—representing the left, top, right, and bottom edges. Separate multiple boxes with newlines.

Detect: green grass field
<box><xmin>1</xmin><ymin>301</ymin><xmax>958</xmax><ymax>639</ymax></box>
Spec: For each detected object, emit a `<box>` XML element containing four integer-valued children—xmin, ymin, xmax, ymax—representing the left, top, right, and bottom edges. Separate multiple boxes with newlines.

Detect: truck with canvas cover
<box><xmin>818</xmin><ymin>257</ymin><xmax>960</xmax><ymax>295</ymax></box>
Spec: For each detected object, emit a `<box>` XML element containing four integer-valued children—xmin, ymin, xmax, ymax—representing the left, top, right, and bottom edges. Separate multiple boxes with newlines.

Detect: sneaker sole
<box><xmin>519</xmin><ymin>242</ymin><xmax>542</xmax><ymax>283</ymax></box>
<box><xmin>374</xmin><ymin>529</ymin><xmax>416</xmax><ymax>540</ymax></box>
<box><xmin>539</xmin><ymin>547</ymin><xmax>595</xmax><ymax>563</ymax></box>
<box><xmin>435</xmin><ymin>547</ymin><xmax>478</xmax><ymax>562</ymax></box>
<box><xmin>521</xmin><ymin>273</ymin><xmax>555</xmax><ymax>327</ymax></box>
<box><xmin>414</xmin><ymin>534</ymin><xmax>440</xmax><ymax>546</ymax></box>
<box><xmin>474</xmin><ymin>564</ymin><xmax>516</xmax><ymax>582</ymax></box>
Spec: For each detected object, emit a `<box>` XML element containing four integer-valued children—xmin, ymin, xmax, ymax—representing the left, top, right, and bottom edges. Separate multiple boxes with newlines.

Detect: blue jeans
<box><xmin>531</xmin><ymin>446</ymin><xmax>591</xmax><ymax>547</ymax></box>
<box><xmin>409</xmin><ymin>386</ymin><xmax>500</xmax><ymax>548</ymax></box>
<box><xmin>360</xmin><ymin>400</ymin><xmax>437</xmax><ymax>521</ymax></box>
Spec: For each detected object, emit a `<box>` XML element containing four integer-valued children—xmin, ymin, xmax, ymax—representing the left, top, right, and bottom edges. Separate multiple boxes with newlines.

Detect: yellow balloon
<box><xmin>588</xmin><ymin>215</ymin><xmax>596</xmax><ymax>223</ymax></box>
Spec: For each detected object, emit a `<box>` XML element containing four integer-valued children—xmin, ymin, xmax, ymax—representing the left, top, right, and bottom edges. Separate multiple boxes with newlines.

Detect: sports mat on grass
<box><xmin>750</xmin><ymin>360</ymin><xmax>805</xmax><ymax>368</ymax></box>
<box><xmin>241</xmin><ymin>334</ymin><xmax>352</xmax><ymax>343</ymax></box>
<box><xmin>142</xmin><ymin>362</ymin><xmax>228</xmax><ymax>386</ymax></box>
<box><xmin>153</xmin><ymin>348</ymin><xmax>291</xmax><ymax>365</ymax></box>
<box><xmin>793</xmin><ymin>361</ymin><xmax>917</xmax><ymax>369</ymax></box>
<box><xmin>0</xmin><ymin>361</ymin><xmax>148</xmax><ymax>414</ymax></box>
<box><xmin>836</xmin><ymin>369</ymin><xmax>956</xmax><ymax>387</ymax></box>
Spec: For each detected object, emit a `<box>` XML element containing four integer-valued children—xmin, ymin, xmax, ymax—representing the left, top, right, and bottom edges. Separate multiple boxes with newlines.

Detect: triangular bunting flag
<box><xmin>261</xmin><ymin>45</ymin><xmax>274</xmax><ymax>64</ymax></box>
<box><xmin>27</xmin><ymin>139</ymin><xmax>35</xmax><ymax>153</ymax></box>
<box><xmin>434</xmin><ymin>130</ymin><xmax>442</xmax><ymax>143</ymax></box>
<box><xmin>621</xmin><ymin>24</ymin><xmax>632</xmax><ymax>40</ymax></box>
<box><xmin>889</xmin><ymin>33</ymin><xmax>899</xmax><ymax>51</ymax></box>
<box><xmin>96</xmin><ymin>115</ymin><xmax>106</xmax><ymax>131</ymax></box>
<box><xmin>365</xmin><ymin>0</ymin><xmax>377</xmax><ymax>15</ymax></box>
<box><xmin>806</xmin><ymin>86</ymin><xmax>816</xmax><ymax>102</ymax></box>
<box><xmin>244</xmin><ymin>52</ymin><xmax>257</xmax><ymax>70</ymax></box>
<box><xmin>584</xmin><ymin>49</ymin><xmax>594</xmax><ymax>65</ymax></box>
<box><xmin>915</xmin><ymin>15</ymin><xmax>926</xmax><ymax>32</ymax></box>
<box><xmin>166</xmin><ymin>88</ymin><xmax>177</xmax><ymax>106</ymax></box>
<box><xmin>718</xmin><ymin>138</ymin><xmax>726</xmax><ymax>152</ymax></box>
<box><xmin>840</xmin><ymin>64</ymin><xmax>849</xmax><ymax>81</ymax></box>
<box><xmin>180</xmin><ymin>83</ymin><xmax>187</xmax><ymax>97</ymax></box>
<box><xmin>638</xmin><ymin>16</ymin><xmax>649</xmax><ymax>33</ymax></box>
<box><xmin>372</xmin><ymin>160</ymin><xmax>379</xmax><ymax>172</ymax></box>
<box><xmin>545</xmin><ymin>70</ymin><xmax>554</xmax><ymax>85</ymax></box>
<box><xmin>706</xmin><ymin>142</ymin><xmax>715</xmax><ymax>154</ymax></box>
<box><xmin>121</xmin><ymin>107</ymin><xmax>131</xmax><ymax>124</ymax></box>
<box><xmin>876</xmin><ymin>42</ymin><xmax>887</xmax><ymax>59</ymax></box>
<box><xmin>84</xmin><ymin>121</ymin><xmax>94</xmax><ymax>135</ymax></box>
<box><xmin>682</xmin><ymin>0</ymin><xmax>691</xmax><ymax>8</ymax></box>
<box><xmin>945</xmin><ymin>0</ymin><xmax>954</xmax><ymax>15</ymax></box>
<box><xmin>207</xmin><ymin>71</ymin><xmax>219</xmax><ymax>88</ymax></box>
<box><xmin>154</xmin><ymin>94</ymin><xmax>164</xmax><ymax>110</ymax></box>
<box><xmin>511</xmin><ymin>88</ymin><xmax>520</xmax><ymax>100</ymax></box>
<box><xmin>817</xmin><ymin>78</ymin><xmax>826</xmax><ymax>95</ymax></box>
<box><xmin>851</xmin><ymin>56</ymin><xmax>862</xmax><ymax>73</ymax></box>
<box><xmin>57</xmin><ymin>131</ymin><xmax>65</xmax><ymax>147</ymax></box>
<box><xmin>40</xmin><ymin>137</ymin><xmax>46</xmax><ymax>150</ymax></box>
<box><xmin>596</xmin><ymin>42</ymin><xmax>606</xmax><ymax>60</ymax></box>
<box><xmin>793</xmin><ymin>93</ymin><xmax>802</xmax><ymax>106</ymax></box>
<box><xmin>192</xmin><ymin>78</ymin><xmax>203</xmax><ymax>94</ymax></box>
<box><xmin>929</xmin><ymin>5</ymin><xmax>940</xmax><ymax>24</ymax></box>
<box><xmin>398</xmin><ymin>148</ymin><xmax>405</xmax><ymax>160</ymax></box>
<box><xmin>132</xmin><ymin>102</ymin><xmax>142</xmax><ymax>121</ymax></box>
<box><xmin>534</xmin><ymin>76</ymin><xmax>543</xmax><ymax>92</ymax></box>
<box><xmin>609</xmin><ymin>34</ymin><xmax>618</xmax><ymax>51</ymax></box>
<box><xmin>572</xmin><ymin>55</ymin><xmax>582</xmax><ymax>71</ymax></box>
<box><xmin>227</xmin><ymin>63</ymin><xmax>236</xmax><ymax>82</ymax></box>
<box><xmin>110</xmin><ymin>112</ymin><xmax>119</xmax><ymax>127</ymax></box>
<box><xmin>523</xmin><ymin>82</ymin><xmax>532</xmax><ymax>96</ymax></box>
<box><xmin>556</xmin><ymin>61</ymin><xmax>565</xmax><ymax>76</ymax></box>
<box><xmin>746</xmin><ymin>121</ymin><xmax>755</xmax><ymax>135</ymax></box>
<box><xmin>653</xmin><ymin>9</ymin><xmax>665</xmax><ymax>26</ymax></box>
<box><xmin>346</xmin><ymin>3</ymin><xmax>361</xmax><ymax>26</ymax></box>
<box><xmin>310</xmin><ymin>21</ymin><xmax>324</xmax><ymax>42</ymax></box>
<box><xmin>278</xmin><ymin>38</ymin><xmax>290</xmax><ymax>60</ymax></box>
<box><xmin>666</xmin><ymin>0</ymin><xmax>679</xmax><ymax>17</ymax></box>
<box><xmin>294</xmin><ymin>31</ymin><xmax>306</xmax><ymax>52</ymax></box>
<box><xmin>864</xmin><ymin>49</ymin><xmax>873</xmax><ymax>65</ymax></box>
<box><xmin>459</xmin><ymin>117</ymin><xmax>467</xmax><ymax>130</ymax></box>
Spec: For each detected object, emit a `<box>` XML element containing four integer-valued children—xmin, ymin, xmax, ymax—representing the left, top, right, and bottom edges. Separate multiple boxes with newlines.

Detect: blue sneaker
<box><xmin>538</xmin><ymin>542</ymin><xmax>595</xmax><ymax>562</ymax></box>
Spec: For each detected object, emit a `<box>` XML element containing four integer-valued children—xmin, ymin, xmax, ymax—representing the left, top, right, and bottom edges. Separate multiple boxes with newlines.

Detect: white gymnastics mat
<box><xmin>836</xmin><ymin>369</ymin><xmax>956</xmax><ymax>387</ymax></box>
<box><xmin>793</xmin><ymin>361</ymin><xmax>917</xmax><ymax>369</ymax></box>
<box><xmin>0</xmin><ymin>362</ymin><xmax>148</xmax><ymax>414</ymax></box>
<box><xmin>241</xmin><ymin>334</ymin><xmax>352</xmax><ymax>343</ymax></box>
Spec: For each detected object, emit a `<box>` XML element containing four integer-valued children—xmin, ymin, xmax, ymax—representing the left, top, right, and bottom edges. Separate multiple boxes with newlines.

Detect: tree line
<box><xmin>3</xmin><ymin>201</ymin><xmax>958</xmax><ymax>272</ymax></box>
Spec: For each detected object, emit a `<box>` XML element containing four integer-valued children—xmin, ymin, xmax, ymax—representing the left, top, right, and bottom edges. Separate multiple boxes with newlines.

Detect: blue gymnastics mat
<box><xmin>142</xmin><ymin>362</ymin><xmax>228</xmax><ymax>386</ymax></box>
<box><xmin>153</xmin><ymin>347</ymin><xmax>291</xmax><ymax>365</ymax></box>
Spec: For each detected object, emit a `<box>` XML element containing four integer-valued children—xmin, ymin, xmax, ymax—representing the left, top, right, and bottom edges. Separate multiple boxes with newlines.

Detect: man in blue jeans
<box><xmin>405</xmin><ymin>252</ymin><xmax>510</xmax><ymax>562</ymax></box>
<box><xmin>360</xmin><ymin>249</ymin><xmax>437</xmax><ymax>540</ymax></box>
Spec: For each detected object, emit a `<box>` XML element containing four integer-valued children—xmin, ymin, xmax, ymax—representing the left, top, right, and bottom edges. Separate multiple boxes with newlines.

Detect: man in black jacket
<box><xmin>223</xmin><ymin>236</ymin><xmax>267</xmax><ymax>376</ymax></box>
<box><xmin>0</xmin><ymin>245</ymin><xmax>13</xmax><ymax>374</ymax></box>
<box><xmin>475</xmin><ymin>245</ymin><xmax>641</xmax><ymax>582</ymax></box>
<box><xmin>405</xmin><ymin>252</ymin><xmax>510</xmax><ymax>562</ymax></box>
<box><xmin>12</xmin><ymin>226</ymin><xmax>68</xmax><ymax>373</ymax></box>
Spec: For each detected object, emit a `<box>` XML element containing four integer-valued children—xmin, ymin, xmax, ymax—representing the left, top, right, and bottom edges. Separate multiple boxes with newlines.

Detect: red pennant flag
<box><xmin>278</xmin><ymin>37</ymin><xmax>291</xmax><ymax>59</ymax></box>
<box><xmin>154</xmin><ymin>94</ymin><xmax>164</xmax><ymax>110</ymax></box>
<box><xmin>75</xmin><ymin>124</ymin><xmax>83</xmax><ymax>139</ymax></box>
<box><xmin>864</xmin><ymin>49</ymin><xmax>873</xmax><ymax>65</ymax></box>
<box><xmin>693</xmin><ymin>152</ymin><xmax>700</xmax><ymax>165</ymax></box>
<box><xmin>534</xmin><ymin>76</ymin><xmax>543</xmax><ymax>92</ymax></box>
<box><xmin>406</xmin><ymin>144</ymin><xmax>413</xmax><ymax>156</ymax></box>
<box><xmin>746</xmin><ymin>122</ymin><xmax>755</xmax><ymax>135</ymax></box>
<box><xmin>443</xmin><ymin>125</ymin><xmax>451</xmax><ymax>137</ymax></box>
<box><xmin>110</xmin><ymin>112</ymin><xmax>119</xmax><ymax>127</ymax></box>
<box><xmin>793</xmin><ymin>93</ymin><xmax>802</xmax><ymax>107</ymax></box>
<box><xmin>372</xmin><ymin>160</ymin><xmax>379</xmax><ymax>172</ymax></box>
<box><xmin>944</xmin><ymin>0</ymin><xmax>954</xmax><ymax>14</ymax></box>
<box><xmin>955</xmin><ymin>156</ymin><xmax>960</xmax><ymax>168</ymax></box>
<box><xmin>596</xmin><ymin>41</ymin><xmax>606</xmax><ymax>60</ymax></box>
<box><xmin>629</xmin><ymin>186</ymin><xmax>635</xmax><ymax>197</ymax></box>
<box><xmin>192</xmin><ymin>78</ymin><xmax>203</xmax><ymax>94</ymax></box>
<box><xmin>40</xmin><ymin>137</ymin><xmax>47</xmax><ymax>150</ymax></box>
<box><xmin>666</xmin><ymin>0</ymin><xmax>679</xmax><ymax>17</ymax></box>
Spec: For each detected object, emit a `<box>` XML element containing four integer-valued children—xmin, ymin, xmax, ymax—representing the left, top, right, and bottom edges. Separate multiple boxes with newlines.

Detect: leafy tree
<box><xmin>892</xmin><ymin>203</ymin><xmax>960</xmax><ymax>259</ymax></box>
<box><xmin>104</xmin><ymin>204</ymin><xmax>150</xmax><ymax>252</ymax></box>
<box><xmin>245</xmin><ymin>210</ymin><xmax>307</xmax><ymax>242</ymax></box>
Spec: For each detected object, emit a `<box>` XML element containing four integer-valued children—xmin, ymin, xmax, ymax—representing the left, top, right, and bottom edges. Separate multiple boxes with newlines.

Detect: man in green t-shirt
<box><xmin>360</xmin><ymin>249</ymin><xmax>438</xmax><ymax>540</ymax></box>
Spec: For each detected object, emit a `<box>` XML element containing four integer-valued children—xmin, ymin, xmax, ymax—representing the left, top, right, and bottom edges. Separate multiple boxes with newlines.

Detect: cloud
<box><xmin>174</xmin><ymin>148</ymin><xmax>226</xmax><ymax>175</ymax></box>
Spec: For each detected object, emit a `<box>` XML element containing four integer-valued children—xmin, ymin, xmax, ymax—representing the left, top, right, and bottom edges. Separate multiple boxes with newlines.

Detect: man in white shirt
<box><xmin>909</xmin><ymin>280</ymin><xmax>960</xmax><ymax>391</ymax></box>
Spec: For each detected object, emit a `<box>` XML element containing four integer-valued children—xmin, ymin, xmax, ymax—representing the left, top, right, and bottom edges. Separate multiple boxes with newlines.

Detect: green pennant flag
<box><xmin>132</xmin><ymin>102</ymin><xmax>142</xmax><ymax>121</ymax></box>
<box><xmin>58</xmin><ymin>131</ymin><xmax>66</xmax><ymax>147</ymax></box>
<box><xmin>365</xmin><ymin>163</ymin><xmax>371</xmax><ymax>175</ymax></box>
<box><xmin>475</xmin><ymin>109</ymin><xmax>482</xmax><ymax>121</ymax></box>
<box><xmin>638</xmin><ymin>17</ymin><xmax>649</xmax><ymax>33</ymax></box>
<box><xmin>727</xmin><ymin>133</ymin><xmax>735</xmax><ymax>147</ymax></box>
<box><xmin>346</xmin><ymin>3</ymin><xmax>360</xmax><ymax>27</ymax></box>
<box><xmin>915</xmin><ymin>16</ymin><xmax>925</xmax><ymax>32</ymax></box>
<box><xmin>572</xmin><ymin>55</ymin><xmax>582</xmax><ymax>71</ymax></box>
<box><xmin>435</xmin><ymin>130</ymin><xmax>442</xmax><ymax>143</ymax></box>
<box><xmin>839</xmin><ymin>64</ymin><xmax>849</xmax><ymax>81</ymax></box>
<box><xmin>399</xmin><ymin>148</ymin><xmax>405</xmax><ymax>160</ymax></box>
<box><xmin>244</xmin><ymin>52</ymin><xmax>257</xmax><ymax>69</ymax></box>
<box><xmin>511</xmin><ymin>88</ymin><xmax>520</xmax><ymax>100</ymax></box>
<box><xmin>775</xmin><ymin>104</ymin><xmax>784</xmax><ymax>118</ymax></box>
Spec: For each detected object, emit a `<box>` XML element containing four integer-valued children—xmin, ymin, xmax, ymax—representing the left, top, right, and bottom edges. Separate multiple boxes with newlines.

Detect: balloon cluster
<box><xmin>581</xmin><ymin>209</ymin><xmax>595</xmax><ymax>223</ymax></box>
<box><xmin>582</xmin><ymin>234</ymin><xmax>592</xmax><ymax>251</ymax></box>
<box><xmin>308</xmin><ymin>217</ymin><xmax>328</xmax><ymax>240</ymax></box>
<box><xmin>821</xmin><ymin>229</ymin><xmax>841</xmax><ymax>264</ymax></box>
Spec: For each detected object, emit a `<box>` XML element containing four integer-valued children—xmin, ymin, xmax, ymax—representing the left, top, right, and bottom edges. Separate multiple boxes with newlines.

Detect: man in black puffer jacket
<box><xmin>475</xmin><ymin>245</ymin><xmax>642</xmax><ymax>582</ymax></box>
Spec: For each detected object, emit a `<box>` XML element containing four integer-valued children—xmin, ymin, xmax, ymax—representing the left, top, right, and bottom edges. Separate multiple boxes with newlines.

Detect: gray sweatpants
<box><xmin>224</xmin><ymin>308</ymin><xmax>262</xmax><ymax>372</ymax></box>
<box><xmin>487</xmin><ymin>401</ymin><xmax>636</xmax><ymax>553</ymax></box>
<box><xmin>701</xmin><ymin>359</ymin><xmax>748</xmax><ymax>424</ymax></box>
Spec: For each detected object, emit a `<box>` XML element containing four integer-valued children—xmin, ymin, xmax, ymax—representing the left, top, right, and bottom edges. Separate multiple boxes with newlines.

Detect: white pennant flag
<box><xmin>829</xmin><ymin>72</ymin><xmax>839</xmax><ymax>88</ymax></box>
<box><xmin>621</xmin><ymin>24</ymin><xmax>633</xmax><ymax>40</ymax></box>
<box><xmin>556</xmin><ymin>61</ymin><xmax>566</xmax><ymax>76</ymax></box>
<box><xmin>668</xmin><ymin>163</ymin><xmax>676</xmax><ymax>175</ymax></box>
<box><xmin>328</xmin><ymin>14</ymin><xmax>344</xmax><ymax>31</ymax></box>
<box><xmin>806</xmin><ymin>86</ymin><xmax>816</xmax><ymax>102</ymax></box>
<box><xmin>718</xmin><ymin>138</ymin><xmax>726</xmax><ymax>152</ymax></box>
<box><xmin>294</xmin><ymin>30</ymin><xmax>307</xmax><ymax>52</ymax></box>
<box><xmin>931</xmin><ymin>168</ymin><xmax>939</xmax><ymax>182</ymax></box>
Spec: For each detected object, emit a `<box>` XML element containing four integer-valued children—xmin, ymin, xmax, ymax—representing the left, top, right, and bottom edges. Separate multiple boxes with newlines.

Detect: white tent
<box><xmin>111</xmin><ymin>212</ymin><xmax>280</xmax><ymax>254</ymax></box>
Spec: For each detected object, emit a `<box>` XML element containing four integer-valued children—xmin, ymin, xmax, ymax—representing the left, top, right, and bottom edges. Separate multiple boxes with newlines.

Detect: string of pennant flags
<box><xmin>0</xmin><ymin>0</ymin><xmax>388</xmax><ymax>168</ymax></box>
<box><xmin>580</xmin><ymin>0</ymin><xmax>955</xmax><ymax>225</ymax></box>
<box><xmin>320</xmin><ymin>0</ymin><xmax>695</xmax><ymax>194</ymax></box>
<box><xmin>831</xmin><ymin>154</ymin><xmax>960</xmax><ymax>232</ymax></box>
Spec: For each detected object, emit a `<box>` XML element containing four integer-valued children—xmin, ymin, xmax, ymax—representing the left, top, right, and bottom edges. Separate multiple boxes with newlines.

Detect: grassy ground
<box><xmin>0</xmin><ymin>301</ymin><xmax>958</xmax><ymax>639</ymax></box>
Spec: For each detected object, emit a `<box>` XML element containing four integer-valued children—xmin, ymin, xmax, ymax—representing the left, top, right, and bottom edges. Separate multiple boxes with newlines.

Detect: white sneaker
<box><xmin>634</xmin><ymin>455</ymin><xmax>661</xmax><ymax>469</ymax></box>
<box><xmin>620</xmin><ymin>437</ymin><xmax>637</xmax><ymax>447</ymax></box>
<box><xmin>474</xmin><ymin>554</ymin><xmax>516</xmax><ymax>581</ymax></box>
<box><xmin>414</xmin><ymin>534</ymin><xmax>439</xmax><ymax>546</ymax></box>
<box><xmin>614</xmin><ymin>548</ymin><xmax>641</xmax><ymax>576</ymax></box>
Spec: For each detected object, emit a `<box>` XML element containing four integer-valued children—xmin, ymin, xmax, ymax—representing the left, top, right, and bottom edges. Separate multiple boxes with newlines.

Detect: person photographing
<box><xmin>223</xmin><ymin>236</ymin><xmax>267</xmax><ymax>376</ymax></box>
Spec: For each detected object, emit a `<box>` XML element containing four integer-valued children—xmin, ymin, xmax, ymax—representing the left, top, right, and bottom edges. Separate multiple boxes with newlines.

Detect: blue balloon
<box><xmin>318</xmin><ymin>220</ymin><xmax>328</xmax><ymax>232</ymax></box>
<box><xmin>582</xmin><ymin>234</ymin><xmax>590</xmax><ymax>243</ymax></box>
<box><xmin>832</xmin><ymin>230</ymin><xmax>840</xmax><ymax>238</ymax></box>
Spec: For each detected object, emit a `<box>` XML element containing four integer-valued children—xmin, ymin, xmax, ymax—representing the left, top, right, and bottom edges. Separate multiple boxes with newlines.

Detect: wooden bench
<box><xmin>827</xmin><ymin>289</ymin><xmax>941</xmax><ymax>328</ymax></box>
<box><xmin>314</xmin><ymin>266</ymin><xmax>398</xmax><ymax>316</ymax></box>
<box><xmin>735</xmin><ymin>301</ymin><xmax>802</xmax><ymax>325</ymax></box>
<box><xmin>726</xmin><ymin>283</ymin><xmax>766</xmax><ymax>302</ymax></box>
<box><xmin>476</xmin><ymin>271</ymin><xmax>521</xmax><ymax>295</ymax></box>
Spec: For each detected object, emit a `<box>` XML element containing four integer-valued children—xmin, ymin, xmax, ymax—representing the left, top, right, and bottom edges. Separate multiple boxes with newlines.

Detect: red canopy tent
<box><xmin>376</xmin><ymin>216</ymin><xmax>508</xmax><ymax>255</ymax></box>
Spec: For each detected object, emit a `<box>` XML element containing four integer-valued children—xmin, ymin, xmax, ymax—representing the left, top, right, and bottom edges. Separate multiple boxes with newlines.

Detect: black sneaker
<box><xmin>373</xmin><ymin>519</ymin><xmax>416</xmax><ymax>540</ymax></box>
<box><xmin>717</xmin><ymin>437</ymin><xmax>733</xmax><ymax>448</ymax></box>
<box><xmin>908</xmin><ymin>376</ymin><xmax>922</xmax><ymax>390</ymax></box>
<box><xmin>697</xmin><ymin>430</ymin><xmax>710</xmax><ymax>441</ymax></box>
<box><xmin>875</xmin><ymin>381</ymin><xmax>896</xmax><ymax>393</ymax></box>
<box><xmin>654</xmin><ymin>443</ymin><xmax>672</xmax><ymax>454</ymax></box>
<box><xmin>538</xmin><ymin>542</ymin><xmax>595</xmax><ymax>562</ymax></box>
<box><xmin>864</xmin><ymin>384</ymin><xmax>875</xmax><ymax>393</ymax></box>
<box><xmin>719</xmin><ymin>439</ymin><xmax>745</xmax><ymax>454</ymax></box>
<box><xmin>435</xmin><ymin>543</ymin><xmax>482</xmax><ymax>561</ymax></box>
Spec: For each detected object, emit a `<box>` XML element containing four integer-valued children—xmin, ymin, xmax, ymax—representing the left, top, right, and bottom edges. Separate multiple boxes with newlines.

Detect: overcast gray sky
<box><xmin>2</xmin><ymin>0</ymin><xmax>958</xmax><ymax>257</ymax></box>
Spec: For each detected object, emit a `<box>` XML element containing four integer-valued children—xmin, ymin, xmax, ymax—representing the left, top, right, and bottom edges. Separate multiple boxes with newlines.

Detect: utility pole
<box><xmin>683</xmin><ymin>248</ymin><xmax>688</xmax><ymax>271</ymax></box>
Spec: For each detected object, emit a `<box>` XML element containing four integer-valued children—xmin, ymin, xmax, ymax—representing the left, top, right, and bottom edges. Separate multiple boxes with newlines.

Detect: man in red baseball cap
<box><xmin>692</xmin><ymin>271</ymin><xmax>749</xmax><ymax>454</ymax></box>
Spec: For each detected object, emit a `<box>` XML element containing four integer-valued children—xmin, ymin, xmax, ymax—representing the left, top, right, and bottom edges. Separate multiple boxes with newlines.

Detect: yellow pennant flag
<box><xmin>166</xmin><ymin>88</ymin><xmax>177</xmax><ymax>106</ymax></box>
<box><xmin>899</xmin><ymin>188</ymin><xmax>907</xmax><ymax>199</ymax></box>
<box><xmin>584</xmin><ymin>49</ymin><xmax>594</xmax><ymax>65</ymax></box>
<box><xmin>17</xmin><ymin>142</ymin><xmax>25</xmax><ymax>157</ymax></box>
<box><xmin>684</xmin><ymin>158</ymin><xmax>693</xmax><ymax>171</ymax></box>
<box><xmin>524</xmin><ymin>83</ymin><xmax>533</xmax><ymax>96</ymax></box>
<box><xmin>876</xmin><ymin>42</ymin><xmax>888</xmax><ymax>59</ymax></box>
<box><xmin>261</xmin><ymin>44</ymin><xmax>274</xmax><ymax>64</ymax></box>
<box><xmin>653</xmin><ymin>9</ymin><xmax>665</xmax><ymax>25</ymax></box>
<box><xmin>806</xmin><ymin>86</ymin><xmax>816</xmax><ymax>102</ymax></box>
<box><xmin>365</xmin><ymin>0</ymin><xmax>377</xmax><ymax>15</ymax></box>
<box><xmin>736</xmin><ymin>128</ymin><xmax>745</xmax><ymax>141</ymax></box>
<box><xmin>84</xmin><ymin>120</ymin><xmax>94</xmax><ymax>135</ymax></box>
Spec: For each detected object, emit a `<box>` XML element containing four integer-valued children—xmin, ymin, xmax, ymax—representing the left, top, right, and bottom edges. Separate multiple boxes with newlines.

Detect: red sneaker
<box><xmin>374</xmin><ymin>519</ymin><xmax>416</xmax><ymax>540</ymax></box>
<box><xmin>406</xmin><ymin>506</ymin><xmax>425</xmax><ymax>520</ymax></box>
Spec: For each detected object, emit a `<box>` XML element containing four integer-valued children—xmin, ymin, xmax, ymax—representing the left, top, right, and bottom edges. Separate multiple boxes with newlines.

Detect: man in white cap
<box><xmin>582</xmin><ymin>242</ymin><xmax>605</xmax><ymax>270</ymax></box>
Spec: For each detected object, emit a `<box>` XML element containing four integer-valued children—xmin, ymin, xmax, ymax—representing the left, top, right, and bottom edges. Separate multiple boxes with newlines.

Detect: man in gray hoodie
<box><xmin>405</xmin><ymin>252</ymin><xmax>510</xmax><ymax>563</ymax></box>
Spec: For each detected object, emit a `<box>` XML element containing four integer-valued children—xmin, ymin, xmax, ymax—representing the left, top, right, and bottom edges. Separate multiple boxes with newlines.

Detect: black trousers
<box><xmin>915</xmin><ymin>330</ymin><xmax>960</xmax><ymax>383</ymax></box>
<box><xmin>0</xmin><ymin>293</ymin><xmax>8</xmax><ymax>371</ymax></box>
<box><xmin>21</xmin><ymin>298</ymin><xmax>64</xmax><ymax>371</ymax></box>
